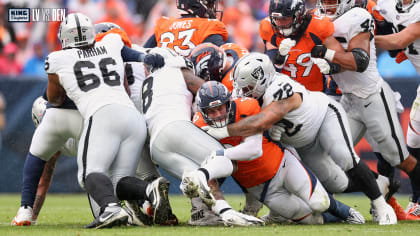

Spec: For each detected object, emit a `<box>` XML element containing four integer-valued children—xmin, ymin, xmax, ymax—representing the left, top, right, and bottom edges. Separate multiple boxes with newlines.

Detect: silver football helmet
<box><xmin>32</xmin><ymin>96</ymin><xmax>48</xmax><ymax>127</ymax></box>
<box><xmin>396</xmin><ymin>0</ymin><xmax>418</xmax><ymax>12</ymax></box>
<box><xmin>317</xmin><ymin>0</ymin><xmax>355</xmax><ymax>19</ymax></box>
<box><xmin>232</xmin><ymin>53</ymin><xmax>275</xmax><ymax>100</ymax></box>
<box><xmin>58</xmin><ymin>12</ymin><xmax>95</xmax><ymax>49</ymax></box>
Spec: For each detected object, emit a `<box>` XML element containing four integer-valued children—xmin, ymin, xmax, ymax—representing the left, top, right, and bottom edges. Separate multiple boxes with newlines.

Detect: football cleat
<box><xmin>240</xmin><ymin>192</ymin><xmax>263</xmax><ymax>217</ymax></box>
<box><xmin>406</xmin><ymin>202</ymin><xmax>420</xmax><ymax>217</ymax></box>
<box><xmin>388</xmin><ymin>197</ymin><xmax>420</xmax><ymax>220</ymax></box>
<box><xmin>11</xmin><ymin>206</ymin><xmax>33</xmax><ymax>226</ymax></box>
<box><xmin>345</xmin><ymin>208</ymin><xmax>365</xmax><ymax>224</ymax></box>
<box><xmin>123</xmin><ymin>200</ymin><xmax>153</xmax><ymax>226</ymax></box>
<box><xmin>85</xmin><ymin>204</ymin><xmax>129</xmax><ymax>229</ymax></box>
<box><xmin>188</xmin><ymin>198</ymin><xmax>224</xmax><ymax>226</ymax></box>
<box><xmin>147</xmin><ymin>177</ymin><xmax>172</xmax><ymax>225</ymax></box>
<box><xmin>181</xmin><ymin>170</ymin><xmax>216</xmax><ymax>207</ymax></box>
<box><xmin>371</xmin><ymin>202</ymin><xmax>397</xmax><ymax>225</ymax></box>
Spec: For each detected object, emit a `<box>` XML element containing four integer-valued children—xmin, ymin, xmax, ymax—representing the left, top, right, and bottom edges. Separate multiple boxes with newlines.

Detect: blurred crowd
<box><xmin>0</xmin><ymin>0</ymin><xmax>418</xmax><ymax>79</ymax></box>
<box><xmin>0</xmin><ymin>0</ymin><xmax>268</xmax><ymax>79</ymax></box>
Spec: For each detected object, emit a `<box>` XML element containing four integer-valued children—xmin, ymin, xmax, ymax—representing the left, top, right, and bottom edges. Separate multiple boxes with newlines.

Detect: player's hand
<box><xmin>312</xmin><ymin>58</ymin><xmax>330</xmax><ymax>74</ymax></box>
<box><xmin>220</xmin><ymin>209</ymin><xmax>265</xmax><ymax>226</ymax></box>
<box><xmin>201</xmin><ymin>126</ymin><xmax>229</xmax><ymax>140</ymax></box>
<box><xmin>144</xmin><ymin>53</ymin><xmax>165</xmax><ymax>70</ymax></box>
<box><xmin>311</xmin><ymin>45</ymin><xmax>328</xmax><ymax>58</ymax></box>
<box><xmin>278</xmin><ymin>38</ymin><xmax>296</xmax><ymax>56</ymax></box>
<box><xmin>268</xmin><ymin>125</ymin><xmax>284</xmax><ymax>141</ymax></box>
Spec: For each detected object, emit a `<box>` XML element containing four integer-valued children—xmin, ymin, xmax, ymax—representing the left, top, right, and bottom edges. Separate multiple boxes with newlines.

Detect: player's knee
<box><xmin>321</xmin><ymin>174</ymin><xmax>348</xmax><ymax>193</ymax></box>
<box><xmin>306</xmin><ymin>183</ymin><xmax>330</xmax><ymax>213</ymax></box>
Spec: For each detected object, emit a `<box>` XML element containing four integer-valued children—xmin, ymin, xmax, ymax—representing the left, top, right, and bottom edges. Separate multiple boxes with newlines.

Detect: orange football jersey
<box><xmin>154</xmin><ymin>17</ymin><xmax>228</xmax><ymax>56</ymax></box>
<box><xmin>220</xmin><ymin>43</ymin><xmax>249</xmax><ymax>92</ymax></box>
<box><xmin>259</xmin><ymin>15</ymin><xmax>334</xmax><ymax>92</ymax></box>
<box><xmin>193</xmin><ymin>97</ymin><xmax>284</xmax><ymax>188</ymax></box>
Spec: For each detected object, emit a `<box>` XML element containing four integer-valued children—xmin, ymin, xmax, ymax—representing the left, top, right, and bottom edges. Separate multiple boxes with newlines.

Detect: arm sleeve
<box><xmin>143</xmin><ymin>34</ymin><xmax>158</xmax><ymax>48</ymax></box>
<box><xmin>224</xmin><ymin>133</ymin><xmax>263</xmax><ymax>161</ymax></box>
<box><xmin>121</xmin><ymin>45</ymin><xmax>145</xmax><ymax>62</ymax></box>
<box><xmin>203</xmin><ymin>34</ymin><xmax>225</xmax><ymax>46</ymax></box>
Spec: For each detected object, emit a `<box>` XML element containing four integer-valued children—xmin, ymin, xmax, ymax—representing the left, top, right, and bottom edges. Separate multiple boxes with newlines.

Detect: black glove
<box><xmin>311</xmin><ymin>45</ymin><xmax>327</xmax><ymax>58</ymax></box>
<box><xmin>144</xmin><ymin>53</ymin><xmax>165</xmax><ymax>69</ymax></box>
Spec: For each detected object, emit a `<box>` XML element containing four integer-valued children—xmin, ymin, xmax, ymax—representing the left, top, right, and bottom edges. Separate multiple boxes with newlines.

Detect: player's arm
<box><xmin>203</xmin><ymin>34</ymin><xmax>225</xmax><ymax>46</ymax></box>
<box><xmin>182</xmin><ymin>68</ymin><xmax>205</xmax><ymax>95</ymax></box>
<box><xmin>32</xmin><ymin>151</ymin><xmax>60</xmax><ymax>222</ymax></box>
<box><xmin>325</xmin><ymin>32</ymin><xmax>370</xmax><ymax>72</ymax></box>
<box><xmin>375</xmin><ymin>22</ymin><xmax>420</xmax><ymax>50</ymax></box>
<box><xmin>227</xmin><ymin>93</ymin><xmax>302</xmax><ymax>137</ymax></box>
<box><xmin>225</xmin><ymin>134</ymin><xmax>263</xmax><ymax>161</ymax></box>
<box><xmin>47</xmin><ymin>73</ymin><xmax>66</xmax><ymax>106</ymax></box>
<box><xmin>143</xmin><ymin>34</ymin><xmax>157</xmax><ymax>48</ymax></box>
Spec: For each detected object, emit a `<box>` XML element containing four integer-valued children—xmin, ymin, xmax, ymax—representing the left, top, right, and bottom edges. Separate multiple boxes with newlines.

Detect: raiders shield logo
<box><xmin>251</xmin><ymin>66</ymin><xmax>264</xmax><ymax>80</ymax></box>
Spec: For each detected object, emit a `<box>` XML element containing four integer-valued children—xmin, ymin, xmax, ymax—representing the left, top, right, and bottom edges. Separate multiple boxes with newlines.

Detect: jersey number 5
<box><xmin>73</xmin><ymin>57</ymin><xmax>120</xmax><ymax>92</ymax></box>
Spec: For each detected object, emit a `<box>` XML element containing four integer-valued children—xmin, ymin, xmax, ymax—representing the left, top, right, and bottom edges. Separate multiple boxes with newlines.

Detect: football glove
<box><xmin>201</xmin><ymin>126</ymin><xmax>229</xmax><ymax>140</ymax></box>
<box><xmin>220</xmin><ymin>209</ymin><xmax>265</xmax><ymax>226</ymax></box>
<box><xmin>268</xmin><ymin>125</ymin><xmax>285</xmax><ymax>141</ymax></box>
<box><xmin>144</xmin><ymin>53</ymin><xmax>165</xmax><ymax>70</ymax></box>
<box><xmin>278</xmin><ymin>38</ymin><xmax>296</xmax><ymax>56</ymax></box>
<box><xmin>312</xmin><ymin>58</ymin><xmax>331</xmax><ymax>74</ymax></box>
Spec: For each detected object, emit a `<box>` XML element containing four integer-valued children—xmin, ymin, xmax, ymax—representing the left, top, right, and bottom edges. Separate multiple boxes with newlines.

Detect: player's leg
<box><xmin>79</xmin><ymin>105</ymin><xmax>131</xmax><ymax>229</ymax></box>
<box><xmin>12</xmin><ymin>108</ymin><xmax>81</xmax><ymax>226</ymax></box>
<box><xmin>322</xmin><ymin>98</ymin><xmax>396</xmax><ymax>225</ymax></box>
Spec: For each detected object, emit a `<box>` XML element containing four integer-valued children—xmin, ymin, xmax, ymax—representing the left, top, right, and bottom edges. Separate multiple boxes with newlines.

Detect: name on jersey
<box><xmin>169</xmin><ymin>20</ymin><xmax>193</xmax><ymax>30</ymax></box>
<box><xmin>77</xmin><ymin>46</ymin><xmax>107</xmax><ymax>59</ymax></box>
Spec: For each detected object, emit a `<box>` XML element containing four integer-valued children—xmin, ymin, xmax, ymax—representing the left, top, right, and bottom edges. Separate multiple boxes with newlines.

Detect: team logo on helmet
<box><xmin>251</xmin><ymin>66</ymin><xmax>264</xmax><ymax>81</ymax></box>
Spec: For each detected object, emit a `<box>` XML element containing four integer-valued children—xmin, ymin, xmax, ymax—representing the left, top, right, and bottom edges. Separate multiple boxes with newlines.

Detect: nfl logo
<box><xmin>8</xmin><ymin>8</ymin><xmax>30</xmax><ymax>22</ymax></box>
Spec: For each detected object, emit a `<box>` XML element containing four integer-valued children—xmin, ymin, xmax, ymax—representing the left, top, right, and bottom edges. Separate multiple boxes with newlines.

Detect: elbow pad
<box><xmin>351</xmin><ymin>48</ymin><xmax>370</xmax><ymax>72</ymax></box>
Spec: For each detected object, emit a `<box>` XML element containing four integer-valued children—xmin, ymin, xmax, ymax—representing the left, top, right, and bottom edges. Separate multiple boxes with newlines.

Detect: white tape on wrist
<box><xmin>324</xmin><ymin>49</ymin><xmax>335</xmax><ymax>61</ymax></box>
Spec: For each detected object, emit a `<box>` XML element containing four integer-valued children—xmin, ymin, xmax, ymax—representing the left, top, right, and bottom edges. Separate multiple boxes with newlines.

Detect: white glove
<box><xmin>393</xmin><ymin>91</ymin><xmax>404</xmax><ymax>114</ymax></box>
<box><xmin>312</xmin><ymin>58</ymin><xmax>330</xmax><ymax>74</ymax></box>
<box><xmin>220</xmin><ymin>209</ymin><xmax>265</xmax><ymax>226</ymax></box>
<box><xmin>278</xmin><ymin>38</ymin><xmax>296</xmax><ymax>56</ymax></box>
<box><xmin>268</xmin><ymin>125</ymin><xmax>285</xmax><ymax>141</ymax></box>
<box><xmin>201</xmin><ymin>126</ymin><xmax>229</xmax><ymax>140</ymax></box>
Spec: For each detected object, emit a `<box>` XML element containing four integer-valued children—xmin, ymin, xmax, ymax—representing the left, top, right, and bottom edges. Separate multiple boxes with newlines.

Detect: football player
<box><xmin>183</xmin><ymin>81</ymin><xmax>365</xmax><ymax>225</ymax></box>
<box><xmin>189</xmin><ymin>42</ymin><xmax>249</xmax><ymax>91</ymax></box>
<box><xmin>202</xmin><ymin>53</ymin><xmax>398</xmax><ymax>225</ymax></box>
<box><xmin>374</xmin><ymin>0</ymin><xmax>420</xmax><ymax>217</ymax></box>
<box><xmin>143</xmin><ymin>0</ymin><xmax>228</xmax><ymax>56</ymax></box>
<box><xmin>45</xmin><ymin>13</ymin><xmax>169</xmax><ymax>228</ymax></box>
<box><xmin>315</xmin><ymin>0</ymin><xmax>420</xmax><ymax>220</ymax></box>
<box><xmin>259</xmin><ymin>0</ymin><xmax>349</xmax><ymax>92</ymax></box>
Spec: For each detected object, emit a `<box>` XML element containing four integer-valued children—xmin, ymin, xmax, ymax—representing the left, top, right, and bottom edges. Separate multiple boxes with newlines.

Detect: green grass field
<box><xmin>0</xmin><ymin>193</ymin><xmax>419</xmax><ymax>236</ymax></box>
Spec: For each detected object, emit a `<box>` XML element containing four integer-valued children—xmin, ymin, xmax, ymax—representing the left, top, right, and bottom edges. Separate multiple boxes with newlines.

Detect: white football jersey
<box><xmin>331</xmin><ymin>7</ymin><xmax>382</xmax><ymax>98</ymax></box>
<box><xmin>262</xmin><ymin>73</ymin><xmax>329</xmax><ymax>148</ymax></box>
<box><xmin>142</xmin><ymin>50</ymin><xmax>194</xmax><ymax>146</ymax></box>
<box><xmin>126</xmin><ymin>44</ymin><xmax>148</xmax><ymax>112</ymax></box>
<box><xmin>46</xmin><ymin>33</ymin><xmax>134</xmax><ymax>119</ymax></box>
<box><xmin>377</xmin><ymin>0</ymin><xmax>420</xmax><ymax>73</ymax></box>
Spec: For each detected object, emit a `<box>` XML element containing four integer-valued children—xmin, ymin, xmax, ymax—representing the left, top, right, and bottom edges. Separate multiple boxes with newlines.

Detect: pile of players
<box><xmin>10</xmin><ymin>0</ymin><xmax>420</xmax><ymax>228</ymax></box>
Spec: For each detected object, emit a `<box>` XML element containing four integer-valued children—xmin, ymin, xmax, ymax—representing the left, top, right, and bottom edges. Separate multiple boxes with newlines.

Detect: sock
<box><xmin>407</xmin><ymin>146</ymin><xmax>420</xmax><ymax>203</ymax></box>
<box><xmin>21</xmin><ymin>153</ymin><xmax>46</xmax><ymax>207</ymax></box>
<box><xmin>116</xmin><ymin>176</ymin><xmax>148</xmax><ymax>201</ymax></box>
<box><xmin>85</xmin><ymin>172</ymin><xmax>119</xmax><ymax>210</ymax></box>
<box><xmin>326</xmin><ymin>194</ymin><xmax>350</xmax><ymax>220</ymax></box>
<box><xmin>347</xmin><ymin>161</ymin><xmax>382</xmax><ymax>200</ymax></box>
<box><xmin>376</xmin><ymin>152</ymin><xmax>395</xmax><ymax>179</ymax></box>
<box><xmin>407</xmin><ymin>159</ymin><xmax>420</xmax><ymax>203</ymax></box>
<box><xmin>200</xmin><ymin>154</ymin><xmax>233</xmax><ymax>180</ymax></box>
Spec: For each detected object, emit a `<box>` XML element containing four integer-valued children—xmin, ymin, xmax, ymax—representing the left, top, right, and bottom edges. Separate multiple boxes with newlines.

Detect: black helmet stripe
<box><xmin>74</xmin><ymin>14</ymin><xmax>83</xmax><ymax>43</ymax></box>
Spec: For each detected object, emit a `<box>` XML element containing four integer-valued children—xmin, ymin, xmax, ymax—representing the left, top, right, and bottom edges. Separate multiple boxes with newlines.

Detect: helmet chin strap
<box><xmin>280</xmin><ymin>28</ymin><xmax>294</xmax><ymax>37</ymax></box>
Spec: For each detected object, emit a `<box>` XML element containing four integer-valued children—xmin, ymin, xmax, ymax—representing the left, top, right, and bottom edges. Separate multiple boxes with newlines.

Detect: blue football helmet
<box><xmin>197</xmin><ymin>81</ymin><xmax>233</xmax><ymax>128</ymax></box>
